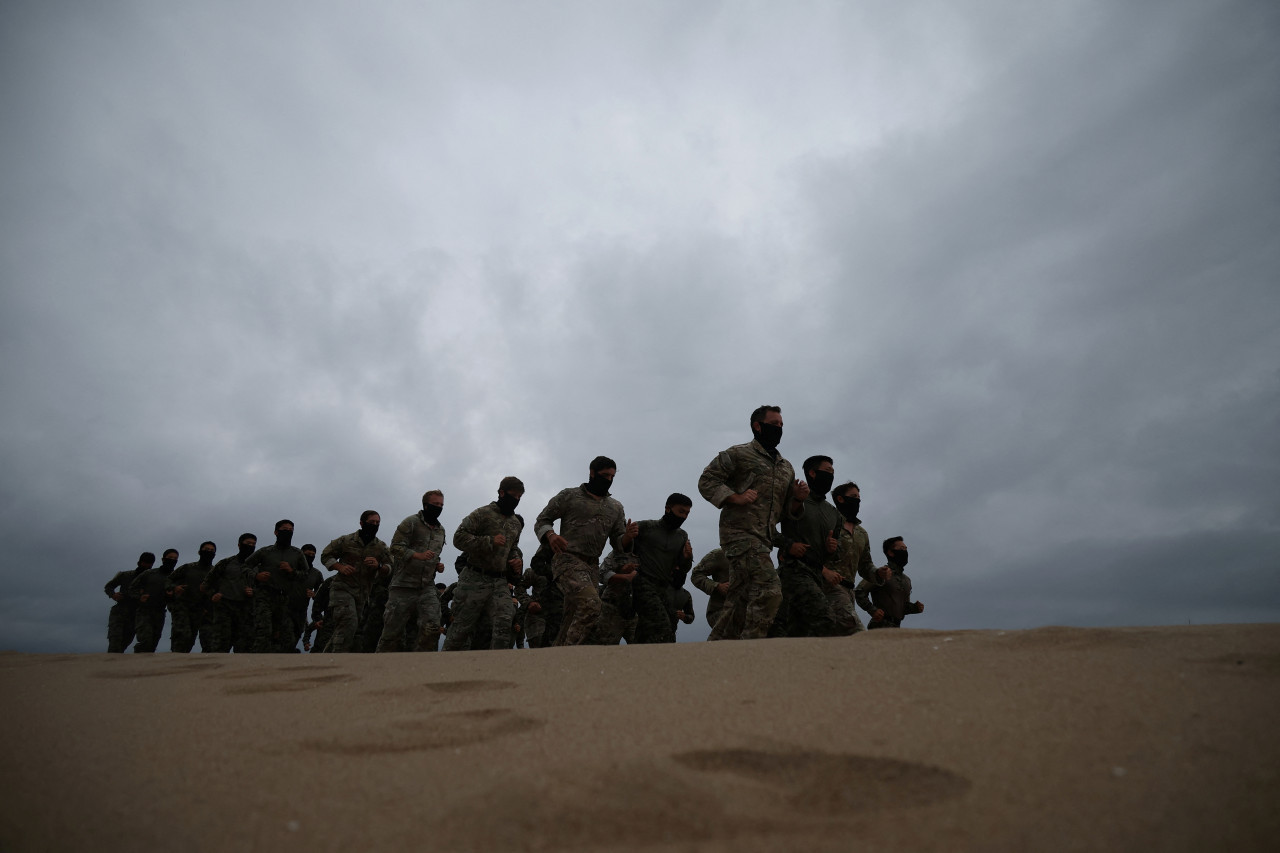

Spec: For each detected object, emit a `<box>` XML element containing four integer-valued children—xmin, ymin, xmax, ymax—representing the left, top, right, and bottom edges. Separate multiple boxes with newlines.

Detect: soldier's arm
<box><xmin>534</xmin><ymin>491</ymin><xmax>566</xmax><ymax>544</ymax></box>
<box><xmin>608</xmin><ymin>508</ymin><xmax>631</xmax><ymax>554</ymax></box>
<box><xmin>127</xmin><ymin>571</ymin><xmax>147</xmax><ymax>600</ymax></box>
<box><xmin>856</xmin><ymin>538</ymin><xmax>877</xmax><ymax>582</ymax></box>
<box><xmin>854</xmin><ymin>579</ymin><xmax>876</xmax><ymax>615</ymax></box>
<box><xmin>452</xmin><ymin>508</ymin><xmax>492</xmax><ymax>556</ymax></box>
<box><xmin>104</xmin><ymin>575</ymin><xmax>120</xmax><ymax>598</ymax></box>
<box><xmin>320</xmin><ymin>538</ymin><xmax>342</xmax><ymax>569</ymax></box>
<box><xmin>698</xmin><ymin>450</ymin><xmax>738</xmax><ymax>508</ymax></box>
<box><xmin>676</xmin><ymin>531</ymin><xmax>693</xmax><ymax>572</ymax></box>
<box><xmin>690</xmin><ymin>553</ymin><xmax>720</xmax><ymax>595</ymax></box>
<box><xmin>203</xmin><ymin>560</ymin><xmax>225</xmax><ymax>591</ymax></box>
<box><xmin>390</xmin><ymin>517</ymin><xmax>416</xmax><ymax>564</ymax></box>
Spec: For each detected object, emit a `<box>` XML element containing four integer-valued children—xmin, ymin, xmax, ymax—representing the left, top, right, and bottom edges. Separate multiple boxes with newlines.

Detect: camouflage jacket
<box><xmin>389</xmin><ymin>512</ymin><xmax>447</xmax><ymax>590</ymax></box>
<box><xmin>454</xmin><ymin>503</ymin><xmax>524</xmax><ymax>578</ymax></box>
<box><xmin>165</xmin><ymin>560</ymin><xmax>210</xmax><ymax>609</ymax></box>
<box><xmin>321</xmin><ymin>532</ymin><xmax>392</xmax><ymax>598</ymax></box>
<box><xmin>104</xmin><ymin>569</ymin><xmax>143</xmax><ymax>602</ymax></box>
<box><xmin>128</xmin><ymin>567</ymin><xmax>173</xmax><ymax>608</ymax></box>
<box><xmin>779</xmin><ymin>495</ymin><xmax>843</xmax><ymax>577</ymax></box>
<box><xmin>832</xmin><ymin>521</ymin><xmax>877</xmax><ymax>585</ymax></box>
<box><xmin>534</xmin><ymin>485</ymin><xmax>629</xmax><ymax>566</ymax></box>
<box><xmin>246</xmin><ymin>544</ymin><xmax>310</xmax><ymax>594</ymax></box>
<box><xmin>632</xmin><ymin>518</ymin><xmax>692</xmax><ymax>584</ymax></box>
<box><xmin>855</xmin><ymin>566</ymin><xmax>914</xmax><ymax>622</ymax></box>
<box><xmin>698</xmin><ymin>438</ymin><xmax>802</xmax><ymax>553</ymax></box>
<box><xmin>204</xmin><ymin>554</ymin><xmax>253</xmax><ymax>602</ymax></box>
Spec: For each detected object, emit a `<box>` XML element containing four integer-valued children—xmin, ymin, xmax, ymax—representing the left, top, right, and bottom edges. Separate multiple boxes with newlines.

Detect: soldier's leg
<box><xmin>413</xmin><ymin>586</ymin><xmax>443</xmax><ymax>652</ymax></box>
<box><xmin>524</xmin><ymin>613</ymin><xmax>546</xmax><ymax>648</ymax></box>
<box><xmin>553</xmin><ymin>555</ymin><xmax>602</xmax><ymax>647</ymax></box>
<box><xmin>631</xmin><ymin>578</ymin><xmax>675</xmax><ymax>644</ymax></box>
<box><xmin>442</xmin><ymin>570</ymin><xmax>487</xmax><ymax>651</ymax></box>
<box><xmin>487</xmin><ymin>580</ymin><xmax>515</xmax><ymax>650</ymax></box>
<box><xmin>823</xmin><ymin>585</ymin><xmax>864</xmax><ymax>635</ymax></box>
<box><xmin>251</xmin><ymin>593</ymin><xmax>278</xmax><ymax>653</ymax></box>
<box><xmin>738</xmin><ymin>551</ymin><xmax>782</xmax><ymax>640</ymax></box>
<box><xmin>588</xmin><ymin>595</ymin><xmax>624</xmax><ymax>645</ymax></box>
<box><xmin>170</xmin><ymin>606</ymin><xmax>195</xmax><ymax>653</ymax></box>
<box><xmin>133</xmin><ymin>609</ymin><xmax>163</xmax><ymax>653</ymax></box>
<box><xmin>272</xmin><ymin>595</ymin><xmax>296</xmax><ymax>652</ymax></box>
<box><xmin>206</xmin><ymin>602</ymin><xmax>233</xmax><ymax>653</ymax></box>
<box><xmin>376</xmin><ymin>589</ymin><xmax>414</xmax><ymax>652</ymax></box>
<box><xmin>709</xmin><ymin>546</ymin><xmax>757</xmax><ymax>641</ymax></box>
<box><xmin>358</xmin><ymin>589</ymin><xmax>388</xmax><ymax>653</ymax></box>
<box><xmin>233</xmin><ymin>601</ymin><xmax>255</xmax><ymax>652</ymax></box>
<box><xmin>197</xmin><ymin>605</ymin><xmax>215</xmax><ymax>652</ymax></box>
<box><xmin>779</xmin><ymin>568</ymin><xmax>838</xmax><ymax>638</ymax></box>
<box><xmin>327</xmin><ymin>590</ymin><xmax>362</xmax><ymax>653</ymax></box>
<box><xmin>107</xmin><ymin>603</ymin><xmax>134</xmax><ymax>653</ymax></box>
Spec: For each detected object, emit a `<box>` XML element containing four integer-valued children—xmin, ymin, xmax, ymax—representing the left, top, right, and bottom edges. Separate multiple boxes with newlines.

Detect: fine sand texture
<box><xmin>1</xmin><ymin>624</ymin><xmax>1277</xmax><ymax>852</ymax></box>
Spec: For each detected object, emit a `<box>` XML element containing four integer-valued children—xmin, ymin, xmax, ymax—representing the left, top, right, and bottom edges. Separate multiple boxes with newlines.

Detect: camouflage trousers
<box><xmin>107</xmin><ymin>602</ymin><xmax>137</xmax><ymax>653</ymax></box>
<box><xmin>358</xmin><ymin>585</ymin><xmax>389</xmax><ymax>653</ymax></box>
<box><xmin>327</xmin><ymin>588</ymin><xmax>364</xmax><ymax>653</ymax></box>
<box><xmin>444</xmin><ymin>569</ymin><xmax>514</xmax><ymax>651</ymax></box>
<box><xmin>632</xmin><ymin>576</ymin><xmax>675</xmax><ymax>644</ymax></box>
<box><xmin>524</xmin><ymin>611</ymin><xmax>547</xmax><ymax>648</ymax></box>
<box><xmin>552</xmin><ymin>554</ymin><xmax>602</xmax><ymax>646</ymax></box>
<box><xmin>709</xmin><ymin>544</ymin><xmax>781</xmax><ymax>641</ymax></box>
<box><xmin>206</xmin><ymin>599</ymin><xmax>252</xmax><ymax>653</ymax></box>
<box><xmin>251</xmin><ymin>589</ymin><xmax>291</xmax><ymax>652</ymax></box>
<box><xmin>776</xmin><ymin>566</ymin><xmax>840</xmax><ymax>638</ymax></box>
<box><xmin>589</xmin><ymin>586</ymin><xmax>638</xmax><ymax>645</ymax></box>
<box><xmin>133</xmin><ymin>607</ymin><xmax>167</xmax><ymax>653</ymax></box>
<box><xmin>823</xmin><ymin>584</ymin><xmax>865</xmax><ymax>635</ymax></box>
<box><xmin>169</xmin><ymin>604</ymin><xmax>204</xmax><ymax>653</ymax></box>
<box><xmin>377</xmin><ymin>586</ymin><xmax>443</xmax><ymax>652</ymax></box>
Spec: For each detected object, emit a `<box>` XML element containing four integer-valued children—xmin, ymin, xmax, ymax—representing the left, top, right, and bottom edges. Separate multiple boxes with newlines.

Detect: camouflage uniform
<box><xmin>588</xmin><ymin>551</ymin><xmax>638</xmax><ymax>645</ymax></box>
<box><xmin>288</xmin><ymin>566</ymin><xmax>324</xmax><ymax>652</ymax></box>
<box><xmin>667</xmin><ymin>585</ymin><xmax>695</xmax><ymax>637</ymax></box>
<box><xmin>203</xmin><ymin>553</ymin><xmax>254</xmax><ymax>653</ymax></box>
<box><xmin>321</xmin><ymin>532</ymin><xmax>392</xmax><ymax>653</ymax></box>
<box><xmin>377</xmin><ymin>510</ymin><xmax>447</xmax><ymax>652</ymax></box>
<box><xmin>306</xmin><ymin>577</ymin><xmax>333</xmax><ymax>652</ymax></box>
<box><xmin>698</xmin><ymin>438</ymin><xmax>801</xmax><ymax>640</ymax></box>
<box><xmin>776</xmin><ymin>495</ymin><xmax>843</xmax><ymax>638</ymax></box>
<box><xmin>129</xmin><ymin>567</ymin><xmax>173</xmax><ymax>653</ymax></box>
<box><xmin>826</xmin><ymin>521</ymin><xmax>875</xmax><ymax>635</ymax></box>
<box><xmin>690</xmin><ymin>548</ymin><xmax>733</xmax><ymax>629</ymax></box>
<box><xmin>166</xmin><ymin>560</ymin><xmax>210</xmax><ymax>653</ymax></box>
<box><xmin>630</xmin><ymin>518</ymin><xmax>692</xmax><ymax>644</ymax></box>
<box><xmin>535</xmin><ymin>485</ymin><xmax>630</xmax><ymax>647</ymax></box>
<box><xmin>444</xmin><ymin>503</ymin><xmax>524</xmax><ymax>651</ymax></box>
<box><xmin>104</xmin><ymin>568</ymin><xmax>143</xmax><ymax>653</ymax></box>
<box><xmin>523</xmin><ymin>550</ymin><xmax>564</xmax><ymax>649</ymax></box>
<box><xmin>358</xmin><ymin>573</ymin><xmax>390</xmax><ymax>652</ymax></box>
<box><xmin>856</xmin><ymin>565</ymin><xmax>916</xmax><ymax>629</ymax></box>
<box><xmin>246</xmin><ymin>544</ymin><xmax>310</xmax><ymax>652</ymax></box>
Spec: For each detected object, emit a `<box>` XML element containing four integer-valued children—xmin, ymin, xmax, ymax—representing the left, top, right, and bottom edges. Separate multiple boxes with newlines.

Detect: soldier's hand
<box><xmin>682</xmin><ymin>540</ymin><xmax>693</xmax><ymax>560</ymax></box>
<box><xmin>825</xmin><ymin>535</ymin><xmax>839</xmax><ymax>554</ymax></box>
<box><xmin>821</xmin><ymin>568</ymin><xmax>842</xmax><ymax>588</ymax></box>
<box><xmin>256</xmin><ymin>571</ymin><xmax>271</xmax><ymax>583</ymax></box>
<box><xmin>787</xmin><ymin>542</ymin><xmax>809</xmax><ymax>558</ymax></box>
<box><xmin>508</xmin><ymin>556</ymin><xmax>523</xmax><ymax>572</ymax></box>
<box><xmin>140</xmin><ymin>594</ymin><xmax>150</xmax><ymax>603</ymax></box>
<box><xmin>244</xmin><ymin>587</ymin><xmax>254</xmax><ymax>597</ymax></box>
<box><xmin>279</xmin><ymin>561</ymin><xmax>293</xmax><ymax>574</ymax></box>
<box><xmin>623</xmin><ymin>519</ymin><xmax>639</xmax><ymax>543</ymax></box>
<box><xmin>413</xmin><ymin>550</ymin><xmax>435</xmax><ymax>561</ymax></box>
<box><xmin>362</xmin><ymin>556</ymin><xmax>379</xmax><ymax>569</ymax></box>
<box><xmin>913</xmin><ymin>601</ymin><xmax>925</xmax><ymax>613</ymax></box>
<box><xmin>727</xmin><ymin>489</ymin><xmax>758</xmax><ymax>506</ymax></box>
<box><xmin>793</xmin><ymin>479</ymin><xmax>810</xmax><ymax>501</ymax></box>
<box><xmin>307</xmin><ymin>589</ymin><xmax>316</xmax><ymax>599</ymax></box>
<box><xmin>528</xmin><ymin>601</ymin><xmax>542</xmax><ymax>615</ymax></box>
<box><xmin>212</xmin><ymin>593</ymin><xmax>223</xmax><ymax>603</ymax></box>
<box><xmin>715</xmin><ymin>581</ymin><xmax>730</xmax><ymax>596</ymax></box>
<box><xmin>336</xmin><ymin>563</ymin><xmax>356</xmax><ymax>576</ymax></box>
<box><xmin>111</xmin><ymin>592</ymin><xmax>124</xmax><ymax>602</ymax></box>
<box><xmin>493</xmin><ymin>534</ymin><xmax>506</xmax><ymax>547</ymax></box>
<box><xmin>546</xmin><ymin>533</ymin><xmax>569</xmax><ymax>554</ymax></box>
<box><xmin>436</xmin><ymin>562</ymin><xmax>445</xmax><ymax>573</ymax></box>
<box><xmin>873</xmin><ymin>608</ymin><xmax>885</xmax><ymax>621</ymax></box>
<box><xmin>303</xmin><ymin>642</ymin><xmax>311</xmax><ymax>651</ymax></box>
<box><xmin>175</xmin><ymin>585</ymin><xmax>188</xmax><ymax>597</ymax></box>
<box><xmin>877</xmin><ymin>565</ymin><xmax>891</xmax><ymax>582</ymax></box>
<box><xmin>676</xmin><ymin>609</ymin><xmax>686</xmax><ymax>621</ymax></box>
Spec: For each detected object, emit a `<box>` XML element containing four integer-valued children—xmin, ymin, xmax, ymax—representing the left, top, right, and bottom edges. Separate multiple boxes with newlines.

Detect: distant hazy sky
<box><xmin>1</xmin><ymin>0</ymin><xmax>1276</xmax><ymax>651</ymax></box>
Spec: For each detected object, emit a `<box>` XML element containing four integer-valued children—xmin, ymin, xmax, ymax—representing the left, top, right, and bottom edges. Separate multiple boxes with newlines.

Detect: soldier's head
<box><xmin>160</xmin><ymin>549</ymin><xmax>179</xmax><ymax>570</ymax></box>
<box><xmin>301</xmin><ymin>544</ymin><xmax>317</xmax><ymax>563</ymax></box>
<box><xmin>137</xmin><ymin>552</ymin><xmax>156</xmax><ymax>569</ymax></box>
<box><xmin>586</xmin><ymin>456</ymin><xmax>616</xmax><ymax>496</ymax></box>
<box><xmin>664</xmin><ymin>493</ymin><xmax>692</xmax><ymax>528</ymax></box>
<box><xmin>832</xmin><ymin>482</ymin><xmax>861</xmax><ymax>521</ymax></box>
<box><xmin>422</xmin><ymin>489</ymin><xmax>444</xmax><ymax>521</ymax></box>
<box><xmin>883</xmin><ymin>536</ymin><xmax>908</xmax><ymax>566</ymax></box>
<box><xmin>497</xmin><ymin>477</ymin><xmax>524</xmax><ymax>515</ymax></box>
<box><xmin>749</xmin><ymin>405</ymin><xmax>783</xmax><ymax>449</ymax></box>
<box><xmin>803</xmin><ymin>456</ymin><xmax>835</xmax><ymax>498</ymax></box>
<box><xmin>274</xmin><ymin>520</ymin><xmax>295</xmax><ymax>547</ymax></box>
<box><xmin>198</xmin><ymin>541</ymin><xmax>216</xmax><ymax>562</ymax></box>
<box><xmin>358</xmin><ymin>511</ymin><xmax>380</xmax><ymax>540</ymax></box>
<box><xmin>237</xmin><ymin>533</ymin><xmax>257</xmax><ymax>557</ymax></box>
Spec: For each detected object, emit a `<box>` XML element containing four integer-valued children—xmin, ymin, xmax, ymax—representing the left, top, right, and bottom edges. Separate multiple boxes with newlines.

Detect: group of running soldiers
<box><xmin>103</xmin><ymin>405</ymin><xmax>924</xmax><ymax>653</ymax></box>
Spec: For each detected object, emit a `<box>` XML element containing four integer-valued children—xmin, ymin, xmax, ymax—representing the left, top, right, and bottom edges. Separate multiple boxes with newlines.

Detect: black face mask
<box><xmin>276</xmin><ymin>529</ymin><xmax>294</xmax><ymax>547</ymax></box>
<box><xmin>238</xmin><ymin>543</ymin><xmax>255</xmax><ymax>559</ymax></box>
<box><xmin>755</xmin><ymin>422</ymin><xmax>783</xmax><ymax>449</ymax></box>
<box><xmin>496</xmin><ymin>494</ymin><xmax>520</xmax><ymax>516</ymax></box>
<box><xmin>199</xmin><ymin>551</ymin><xmax>215</xmax><ymax>564</ymax></box>
<box><xmin>359</xmin><ymin>522</ymin><xmax>379</xmax><ymax>542</ymax></box>
<box><xmin>585</xmin><ymin>474</ymin><xmax>612</xmax><ymax>497</ymax></box>
<box><xmin>662</xmin><ymin>510</ymin><xmax>686</xmax><ymax>529</ymax></box>
<box><xmin>422</xmin><ymin>504</ymin><xmax>443</xmax><ymax>523</ymax></box>
<box><xmin>160</xmin><ymin>558</ymin><xmax>177</xmax><ymax>573</ymax></box>
<box><xmin>891</xmin><ymin>550</ymin><xmax>909</xmax><ymax>567</ymax></box>
<box><xmin>303</xmin><ymin>552</ymin><xmax>316</xmax><ymax>566</ymax></box>
<box><xmin>837</xmin><ymin>496</ymin><xmax>861</xmax><ymax>522</ymax></box>
<box><xmin>807</xmin><ymin>471</ymin><xmax>834</xmax><ymax>498</ymax></box>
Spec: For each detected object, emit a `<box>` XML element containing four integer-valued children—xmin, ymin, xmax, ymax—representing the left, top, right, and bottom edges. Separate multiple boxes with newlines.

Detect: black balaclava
<box><xmin>662</xmin><ymin>509</ymin><xmax>686</xmax><ymax>529</ymax></box>
<box><xmin>303</xmin><ymin>550</ymin><xmax>316</xmax><ymax>567</ymax></box>
<box><xmin>359</xmin><ymin>521</ymin><xmax>378</xmax><ymax>543</ymax></box>
<box><xmin>160</xmin><ymin>554</ymin><xmax>178</xmax><ymax>574</ymax></box>
<box><xmin>755</xmin><ymin>422</ymin><xmax>782</xmax><ymax>450</ymax></box>
<box><xmin>422</xmin><ymin>503</ymin><xmax>443</xmax><ymax>523</ymax></box>
<box><xmin>238</xmin><ymin>540</ymin><xmax>256</xmax><ymax>559</ymax></box>
<box><xmin>276</xmin><ymin>527</ymin><xmax>294</xmax><ymax>547</ymax></box>
<box><xmin>807</xmin><ymin>471</ymin><xmax>834</xmax><ymax>499</ymax></box>
<box><xmin>890</xmin><ymin>549</ymin><xmax>909</xmax><ymax>568</ymax></box>
<box><xmin>836</xmin><ymin>495</ymin><xmax>861</xmax><ymax>523</ymax></box>
<box><xmin>585</xmin><ymin>473</ymin><xmax>612</xmax><ymax>497</ymax></box>
<box><xmin>496</xmin><ymin>493</ymin><xmax>520</xmax><ymax>516</ymax></box>
<box><xmin>198</xmin><ymin>548</ymin><xmax>215</xmax><ymax>565</ymax></box>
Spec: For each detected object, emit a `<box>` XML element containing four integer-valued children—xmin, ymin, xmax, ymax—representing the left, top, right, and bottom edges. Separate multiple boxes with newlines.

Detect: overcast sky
<box><xmin>1</xmin><ymin>0</ymin><xmax>1276</xmax><ymax>652</ymax></box>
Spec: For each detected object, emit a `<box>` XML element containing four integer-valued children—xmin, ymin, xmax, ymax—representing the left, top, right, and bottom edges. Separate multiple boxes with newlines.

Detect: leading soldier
<box><xmin>445</xmin><ymin>477</ymin><xmax>526</xmax><ymax>651</ymax></box>
<box><xmin>246</xmin><ymin>520</ymin><xmax>309</xmax><ymax>652</ymax></box>
<box><xmin>378</xmin><ymin>491</ymin><xmax>448</xmax><ymax>652</ymax></box>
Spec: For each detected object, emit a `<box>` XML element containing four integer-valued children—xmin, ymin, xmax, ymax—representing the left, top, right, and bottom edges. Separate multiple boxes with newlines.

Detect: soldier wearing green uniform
<box><xmin>446</xmin><ymin>477</ymin><xmax>526</xmax><ymax>652</ymax></box>
<box><xmin>105</xmin><ymin>552</ymin><xmax>153</xmax><ymax>653</ymax></box>
<box><xmin>828</xmin><ymin>483</ymin><xmax>875</xmax><ymax>634</ymax></box>
<box><xmin>629</xmin><ymin>494</ymin><xmax>694</xmax><ymax>644</ymax></box>
<box><xmin>690</xmin><ymin>547</ymin><xmax>732</xmax><ymax>629</ymax></box>
<box><xmin>698</xmin><ymin>406</ymin><xmax>808</xmax><ymax>640</ymax></box>
<box><xmin>204</xmin><ymin>534</ymin><xmax>256</xmax><ymax>653</ymax></box>
<box><xmin>304</xmin><ymin>576</ymin><xmax>333</xmax><ymax>652</ymax></box>
<box><xmin>130</xmin><ymin>549</ymin><xmax>179</xmax><ymax>653</ymax></box>
<box><xmin>523</xmin><ymin>546</ymin><xmax>562</xmax><ymax>648</ymax></box>
<box><xmin>667</xmin><ymin>584</ymin><xmax>696</xmax><ymax>637</ymax></box>
<box><xmin>246</xmin><ymin>520</ymin><xmax>309</xmax><ymax>652</ymax></box>
<box><xmin>321</xmin><ymin>511</ymin><xmax>392</xmax><ymax>653</ymax></box>
<box><xmin>589</xmin><ymin>550</ymin><xmax>639</xmax><ymax>644</ymax></box>
<box><xmin>289</xmin><ymin>545</ymin><xmax>324</xmax><ymax>653</ymax></box>
<box><xmin>167</xmin><ymin>543</ymin><xmax>215</xmax><ymax>652</ymax></box>
<box><xmin>777</xmin><ymin>456</ymin><xmax>843</xmax><ymax>638</ymax></box>
<box><xmin>535</xmin><ymin>457</ymin><xmax>638</xmax><ymax>647</ymax></box>
<box><xmin>856</xmin><ymin>537</ymin><xmax>924</xmax><ymax>629</ymax></box>
<box><xmin>378</xmin><ymin>491</ymin><xmax>448</xmax><ymax>652</ymax></box>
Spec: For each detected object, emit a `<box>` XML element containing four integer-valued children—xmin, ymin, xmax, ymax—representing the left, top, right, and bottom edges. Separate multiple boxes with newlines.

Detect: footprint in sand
<box><xmin>91</xmin><ymin>661</ymin><xmax>225</xmax><ymax>678</ymax></box>
<box><xmin>222</xmin><ymin>672</ymin><xmax>358</xmax><ymax>694</ymax></box>
<box><xmin>365</xmin><ymin>679</ymin><xmax>517</xmax><ymax>698</ymax></box>
<box><xmin>672</xmin><ymin>748</ymin><xmax>971</xmax><ymax>812</ymax></box>
<box><xmin>300</xmin><ymin>707</ymin><xmax>542</xmax><ymax>755</ymax></box>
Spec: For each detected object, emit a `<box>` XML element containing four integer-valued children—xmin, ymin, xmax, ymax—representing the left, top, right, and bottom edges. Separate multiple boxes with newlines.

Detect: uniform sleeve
<box><xmin>320</xmin><ymin>538</ymin><xmax>341</xmax><ymax>569</ymax></box>
<box><xmin>698</xmin><ymin>450</ymin><xmax>738</xmax><ymax>508</ymax></box>
<box><xmin>391</xmin><ymin>517</ymin><xmax>417</xmax><ymax>564</ymax></box>
<box><xmin>534</xmin><ymin>491</ymin><xmax>566</xmax><ymax>543</ymax></box>
<box><xmin>690</xmin><ymin>552</ymin><xmax>720</xmax><ymax>595</ymax></box>
<box><xmin>453</xmin><ymin>508</ymin><xmax>493</xmax><ymax>557</ymax></box>
<box><xmin>607</xmin><ymin>505</ymin><xmax>630</xmax><ymax>554</ymax></box>
<box><xmin>203</xmin><ymin>561</ymin><xmax>225</xmax><ymax>592</ymax></box>
<box><xmin>856</xmin><ymin>543</ymin><xmax>878</xmax><ymax>582</ymax></box>
<box><xmin>854</xmin><ymin>578</ymin><xmax>876</xmax><ymax>615</ymax></box>
<box><xmin>104</xmin><ymin>574</ymin><xmax>121</xmax><ymax>598</ymax></box>
<box><xmin>677</xmin><ymin>531</ymin><xmax>693</xmax><ymax>572</ymax></box>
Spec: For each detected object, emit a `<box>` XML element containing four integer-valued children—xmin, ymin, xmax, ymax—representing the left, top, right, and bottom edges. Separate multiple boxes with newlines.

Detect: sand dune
<box><xmin>2</xmin><ymin>624</ymin><xmax>1277</xmax><ymax>851</ymax></box>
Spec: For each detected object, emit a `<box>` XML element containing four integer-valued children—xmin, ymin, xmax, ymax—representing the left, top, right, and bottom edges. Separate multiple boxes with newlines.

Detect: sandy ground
<box><xmin>1</xmin><ymin>624</ymin><xmax>1277</xmax><ymax>852</ymax></box>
